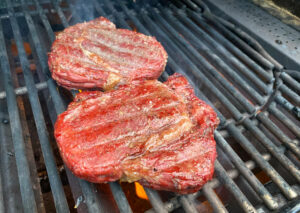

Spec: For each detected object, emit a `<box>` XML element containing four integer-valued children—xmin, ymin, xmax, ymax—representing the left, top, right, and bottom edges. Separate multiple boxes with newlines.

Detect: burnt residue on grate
<box><xmin>0</xmin><ymin>0</ymin><xmax>299</xmax><ymax>213</ymax></box>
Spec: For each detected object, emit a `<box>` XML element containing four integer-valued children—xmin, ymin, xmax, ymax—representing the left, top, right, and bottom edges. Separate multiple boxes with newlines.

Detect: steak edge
<box><xmin>54</xmin><ymin>73</ymin><xmax>219</xmax><ymax>194</ymax></box>
<box><xmin>48</xmin><ymin>17</ymin><xmax>168</xmax><ymax>90</ymax></box>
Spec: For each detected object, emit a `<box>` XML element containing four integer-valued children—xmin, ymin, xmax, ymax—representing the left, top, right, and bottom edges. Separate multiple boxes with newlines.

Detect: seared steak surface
<box><xmin>48</xmin><ymin>17</ymin><xmax>167</xmax><ymax>90</ymax></box>
<box><xmin>54</xmin><ymin>74</ymin><xmax>219</xmax><ymax>193</ymax></box>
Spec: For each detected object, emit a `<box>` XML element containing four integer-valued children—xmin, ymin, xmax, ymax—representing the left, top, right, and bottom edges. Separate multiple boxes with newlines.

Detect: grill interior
<box><xmin>0</xmin><ymin>0</ymin><xmax>299</xmax><ymax>212</ymax></box>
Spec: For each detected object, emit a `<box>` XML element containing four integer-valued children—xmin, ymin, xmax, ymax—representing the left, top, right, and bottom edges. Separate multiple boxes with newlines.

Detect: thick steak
<box><xmin>54</xmin><ymin>73</ymin><xmax>219</xmax><ymax>194</ymax></box>
<box><xmin>48</xmin><ymin>17</ymin><xmax>167</xmax><ymax>90</ymax></box>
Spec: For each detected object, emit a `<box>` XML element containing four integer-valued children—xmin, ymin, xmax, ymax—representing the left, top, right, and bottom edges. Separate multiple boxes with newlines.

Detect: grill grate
<box><xmin>0</xmin><ymin>0</ymin><xmax>299</xmax><ymax>212</ymax></box>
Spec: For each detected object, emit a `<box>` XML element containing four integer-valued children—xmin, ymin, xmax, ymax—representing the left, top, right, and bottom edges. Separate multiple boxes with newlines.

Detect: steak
<box><xmin>48</xmin><ymin>17</ymin><xmax>168</xmax><ymax>90</ymax></box>
<box><xmin>54</xmin><ymin>73</ymin><xmax>219</xmax><ymax>194</ymax></box>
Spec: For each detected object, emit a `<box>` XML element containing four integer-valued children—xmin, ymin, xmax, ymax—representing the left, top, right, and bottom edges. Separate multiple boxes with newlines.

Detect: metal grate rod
<box><xmin>256</xmin><ymin>112</ymin><xmax>300</xmax><ymax>158</ymax></box>
<box><xmin>161</xmin><ymin>5</ymin><xmax>266</xmax><ymax>105</ymax></box>
<box><xmin>0</xmin><ymin>12</ymin><xmax>38</xmax><ymax>213</ymax></box>
<box><xmin>280</xmin><ymin>84</ymin><xmax>300</xmax><ymax>105</ymax></box>
<box><xmin>189</xmin><ymin>11</ymin><xmax>273</xmax><ymax>82</ymax></box>
<box><xmin>32</xmin><ymin>0</ymin><xmax>56</xmax><ymax>43</ymax></box>
<box><xmin>275</xmin><ymin>95</ymin><xmax>300</xmax><ymax>119</ymax></box>
<box><xmin>50</xmin><ymin>0</ymin><xmax>69</xmax><ymax>28</ymax></box>
<box><xmin>178</xmin><ymin>195</ymin><xmax>198</xmax><ymax>213</ymax></box>
<box><xmin>214</xmin><ymin>161</ymin><xmax>257</xmax><ymax>213</ymax></box>
<box><xmin>281</xmin><ymin>72</ymin><xmax>300</xmax><ymax>92</ymax></box>
<box><xmin>18</xmin><ymin>0</ymin><xmax>104</xmax><ymax>212</ymax></box>
<box><xmin>201</xmin><ymin>11</ymin><xmax>274</xmax><ymax>70</ymax></box>
<box><xmin>6</xmin><ymin>0</ymin><xmax>70</xmax><ymax>211</ymax></box>
<box><xmin>202</xmin><ymin>183</ymin><xmax>229</xmax><ymax>213</ymax></box>
<box><xmin>110</xmin><ymin>182</ymin><xmax>133</xmax><ymax>213</ymax></box>
<box><xmin>0</xmin><ymin>82</ymin><xmax>47</xmax><ymax>99</ymax></box>
<box><xmin>242</xmin><ymin>118</ymin><xmax>300</xmax><ymax>183</ymax></box>
<box><xmin>64</xmin><ymin>0</ymin><xmax>82</xmax><ymax>23</ymax></box>
<box><xmin>145</xmin><ymin>188</ymin><xmax>168</xmax><ymax>213</ymax></box>
<box><xmin>179</xmin><ymin>11</ymin><xmax>271</xmax><ymax>95</ymax></box>
<box><xmin>150</xmin><ymin>7</ymin><xmax>256</xmax><ymax>114</ymax></box>
<box><xmin>0</xmin><ymin>4</ymin><xmax>69</xmax><ymax>20</ymax></box>
<box><xmin>268</xmin><ymin>103</ymin><xmax>300</xmax><ymax>138</ymax></box>
<box><xmin>227</xmin><ymin>123</ymin><xmax>297</xmax><ymax>199</ymax></box>
<box><xmin>214</xmin><ymin>131</ymin><xmax>278</xmax><ymax>209</ymax></box>
<box><xmin>141</xmin><ymin>12</ymin><xmax>243</xmax><ymax>121</ymax></box>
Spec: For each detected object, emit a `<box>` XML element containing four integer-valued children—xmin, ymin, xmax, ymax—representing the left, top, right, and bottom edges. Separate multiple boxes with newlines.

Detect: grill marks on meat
<box><xmin>48</xmin><ymin>17</ymin><xmax>167</xmax><ymax>90</ymax></box>
<box><xmin>54</xmin><ymin>74</ymin><xmax>219</xmax><ymax>193</ymax></box>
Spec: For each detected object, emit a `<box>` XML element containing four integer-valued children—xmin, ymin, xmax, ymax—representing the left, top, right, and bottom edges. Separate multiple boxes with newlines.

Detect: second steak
<box><xmin>54</xmin><ymin>73</ymin><xmax>219</xmax><ymax>194</ymax></box>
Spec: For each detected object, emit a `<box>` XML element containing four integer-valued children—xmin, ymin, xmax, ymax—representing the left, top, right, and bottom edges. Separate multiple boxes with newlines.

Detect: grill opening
<box><xmin>0</xmin><ymin>0</ymin><xmax>299</xmax><ymax>212</ymax></box>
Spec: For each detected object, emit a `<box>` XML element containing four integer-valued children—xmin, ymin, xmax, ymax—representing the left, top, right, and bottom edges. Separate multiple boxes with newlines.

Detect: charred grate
<box><xmin>0</xmin><ymin>0</ymin><xmax>299</xmax><ymax>212</ymax></box>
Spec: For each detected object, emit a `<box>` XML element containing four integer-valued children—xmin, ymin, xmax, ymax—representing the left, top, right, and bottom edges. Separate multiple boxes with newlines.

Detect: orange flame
<box><xmin>135</xmin><ymin>182</ymin><xmax>148</xmax><ymax>200</ymax></box>
<box><xmin>132</xmin><ymin>26</ymin><xmax>138</xmax><ymax>32</ymax></box>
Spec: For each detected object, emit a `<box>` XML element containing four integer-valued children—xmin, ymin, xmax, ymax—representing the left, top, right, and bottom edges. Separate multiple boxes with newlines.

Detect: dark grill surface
<box><xmin>0</xmin><ymin>0</ymin><xmax>299</xmax><ymax>212</ymax></box>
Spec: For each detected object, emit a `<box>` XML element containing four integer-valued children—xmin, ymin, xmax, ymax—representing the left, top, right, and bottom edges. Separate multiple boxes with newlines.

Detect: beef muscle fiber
<box><xmin>54</xmin><ymin>73</ymin><xmax>219</xmax><ymax>194</ymax></box>
<box><xmin>48</xmin><ymin>17</ymin><xmax>167</xmax><ymax>90</ymax></box>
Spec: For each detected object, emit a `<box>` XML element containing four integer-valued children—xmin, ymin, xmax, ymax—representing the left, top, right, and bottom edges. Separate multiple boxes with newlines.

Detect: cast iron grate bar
<box><xmin>3</xmin><ymin>0</ymin><xmax>70</xmax><ymax>212</ymax></box>
<box><xmin>0</xmin><ymin>6</ymin><xmax>38</xmax><ymax>213</ymax></box>
<box><xmin>0</xmin><ymin>81</ymin><xmax>47</xmax><ymax>99</ymax></box>
<box><xmin>0</xmin><ymin>0</ymin><xmax>299</xmax><ymax>212</ymax></box>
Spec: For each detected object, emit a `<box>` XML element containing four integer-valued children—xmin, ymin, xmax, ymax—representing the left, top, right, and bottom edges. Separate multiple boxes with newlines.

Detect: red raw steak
<box><xmin>54</xmin><ymin>73</ymin><xmax>219</xmax><ymax>194</ymax></box>
<box><xmin>48</xmin><ymin>17</ymin><xmax>167</xmax><ymax>90</ymax></box>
